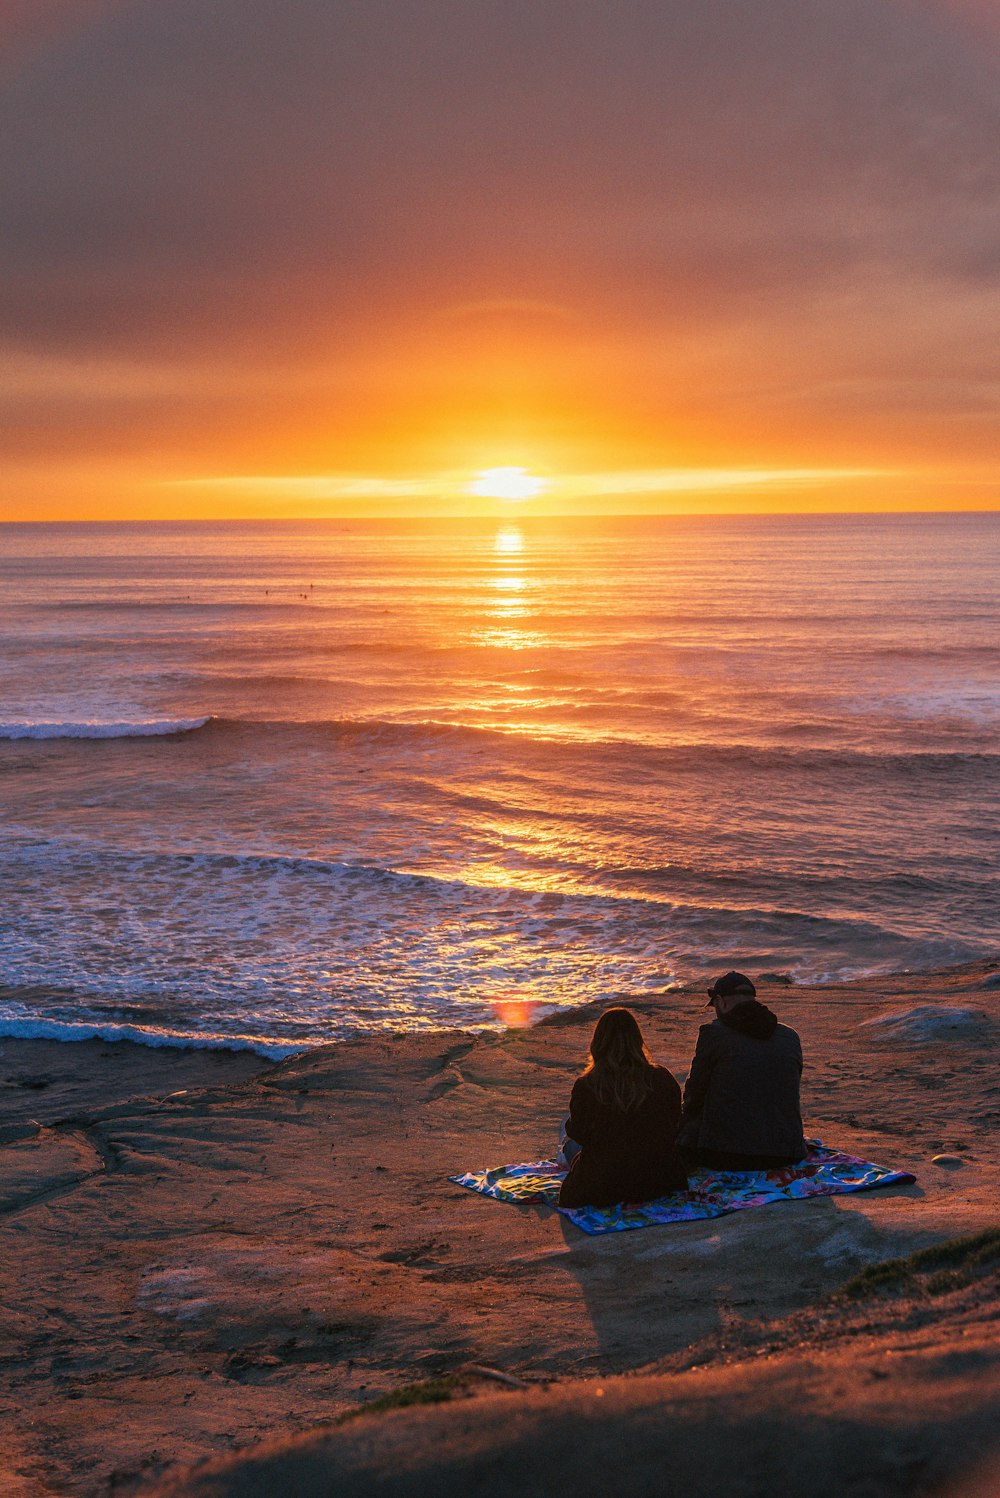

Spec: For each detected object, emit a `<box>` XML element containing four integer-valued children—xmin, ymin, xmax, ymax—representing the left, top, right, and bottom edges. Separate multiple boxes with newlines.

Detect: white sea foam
<box><xmin>0</xmin><ymin>833</ymin><xmax>973</xmax><ymax>1054</ymax></box>
<box><xmin>0</xmin><ymin>717</ymin><xmax>212</xmax><ymax>740</ymax></box>
<box><xmin>891</xmin><ymin>689</ymin><xmax>1000</xmax><ymax>725</ymax></box>
<box><xmin>0</xmin><ymin>1015</ymin><xmax>302</xmax><ymax>1059</ymax></box>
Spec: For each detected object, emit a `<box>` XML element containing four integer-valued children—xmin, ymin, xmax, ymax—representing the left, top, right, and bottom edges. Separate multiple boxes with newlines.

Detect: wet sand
<box><xmin>1</xmin><ymin>962</ymin><xmax>998</xmax><ymax>1497</ymax></box>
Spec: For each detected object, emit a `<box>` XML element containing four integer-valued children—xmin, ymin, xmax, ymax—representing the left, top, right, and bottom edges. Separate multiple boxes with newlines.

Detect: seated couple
<box><xmin>558</xmin><ymin>971</ymin><xmax>805</xmax><ymax>1209</ymax></box>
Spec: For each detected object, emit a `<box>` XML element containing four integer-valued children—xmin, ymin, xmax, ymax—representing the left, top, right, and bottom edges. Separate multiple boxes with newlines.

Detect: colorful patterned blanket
<box><xmin>450</xmin><ymin>1142</ymin><xmax>915</xmax><ymax>1235</ymax></box>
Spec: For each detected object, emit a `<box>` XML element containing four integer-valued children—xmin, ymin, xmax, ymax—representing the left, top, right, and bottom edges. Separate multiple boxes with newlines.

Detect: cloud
<box><xmin>0</xmin><ymin>2</ymin><xmax>132</xmax><ymax>73</ymax></box>
<box><xmin>0</xmin><ymin>0</ymin><xmax>998</xmax><ymax>507</ymax></box>
<box><xmin>172</xmin><ymin>464</ymin><xmax>880</xmax><ymax>500</ymax></box>
<box><xmin>3</xmin><ymin>4</ymin><xmax>997</xmax><ymax>327</ymax></box>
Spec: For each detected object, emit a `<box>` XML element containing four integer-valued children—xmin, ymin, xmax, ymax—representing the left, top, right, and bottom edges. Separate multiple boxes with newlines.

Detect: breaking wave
<box><xmin>0</xmin><ymin>717</ymin><xmax>213</xmax><ymax>741</ymax></box>
<box><xmin>0</xmin><ymin>1014</ymin><xmax>300</xmax><ymax>1059</ymax></box>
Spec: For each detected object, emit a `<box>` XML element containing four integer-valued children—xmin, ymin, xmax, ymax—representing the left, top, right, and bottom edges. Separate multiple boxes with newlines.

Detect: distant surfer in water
<box><xmin>558</xmin><ymin>1007</ymin><xmax>687</xmax><ymax>1208</ymax></box>
<box><xmin>678</xmin><ymin>971</ymin><xmax>806</xmax><ymax>1170</ymax></box>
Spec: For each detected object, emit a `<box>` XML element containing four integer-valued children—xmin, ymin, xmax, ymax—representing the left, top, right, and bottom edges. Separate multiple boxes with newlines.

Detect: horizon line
<box><xmin>3</xmin><ymin>505</ymin><xmax>1000</xmax><ymax>526</ymax></box>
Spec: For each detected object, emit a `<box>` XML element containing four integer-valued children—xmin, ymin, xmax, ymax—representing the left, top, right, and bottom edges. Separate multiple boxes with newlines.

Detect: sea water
<box><xmin>1</xmin><ymin>512</ymin><xmax>998</xmax><ymax>1053</ymax></box>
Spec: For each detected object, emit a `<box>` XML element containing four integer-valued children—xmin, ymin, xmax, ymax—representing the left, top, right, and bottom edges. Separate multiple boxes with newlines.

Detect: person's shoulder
<box><xmin>650</xmin><ymin>1064</ymin><xmax>681</xmax><ymax>1098</ymax></box>
<box><xmin>696</xmin><ymin>1019</ymin><xmax>723</xmax><ymax>1044</ymax></box>
<box><xmin>570</xmin><ymin>1073</ymin><xmax>600</xmax><ymax>1117</ymax></box>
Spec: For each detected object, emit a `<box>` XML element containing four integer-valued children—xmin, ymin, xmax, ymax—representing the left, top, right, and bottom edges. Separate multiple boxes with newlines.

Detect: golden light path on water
<box><xmin>469</xmin><ymin>522</ymin><xmax>544</xmax><ymax>651</ymax></box>
<box><xmin>476</xmin><ymin>523</ymin><xmax>566</xmax><ymax>1024</ymax></box>
<box><xmin>494</xmin><ymin>524</ymin><xmax>524</xmax><ymax>556</ymax></box>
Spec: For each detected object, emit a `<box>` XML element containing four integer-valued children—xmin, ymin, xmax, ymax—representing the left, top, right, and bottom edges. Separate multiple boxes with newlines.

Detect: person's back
<box><xmin>559</xmin><ymin>1064</ymin><xmax>687</xmax><ymax>1207</ymax></box>
<box><xmin>679</xmin><ymin>971</ymin><xmax>805</xmax><ymax>1170</ymax></box>
<box><xmin>558</xmin><ymin>1008</ymin><xmax>687</xmax><ymax>1208</ymax></box>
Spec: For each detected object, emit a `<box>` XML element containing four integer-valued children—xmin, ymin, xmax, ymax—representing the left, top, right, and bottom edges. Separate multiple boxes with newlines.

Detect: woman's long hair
<box><xmin>583</xmin><ymin>1007</ymin><xmax>655</xmax><ymax>1112</ymax></box>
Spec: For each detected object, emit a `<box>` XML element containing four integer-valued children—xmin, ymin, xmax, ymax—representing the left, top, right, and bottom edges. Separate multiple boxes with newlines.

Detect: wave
<box><xmin>0</xmin><ymin>836</ymin><xmax>582</xmax><ymax>907</ymax></box>
<box><xmin>191</xmin><ymin>716</ymin><xmax>1000</xmax><ymax>768</ymax></box>
<box><xmin>0</xmin><ymin>1014</ymin><xmax>302</xmax><ymax>1059</ymax></box>
<box><xmin>44</xmin><ymin>599</ymin><xmax>312</xmax><ymax>613</ymax></box>
<box><xmin>0</xmin><ymin>832</ymin><xmax>990</xmax><ymax>1050</ymax></box>
<box><xmin>4</xmin><ymin>832</ymin><xmax>990</xmax><ymax>952</ymax></box>
<box><xmin>5</xmin><ymin>707</ymin><xmax>999</xmax><ymax>763</ymax></box>
<box><xmin>0</xmin><ymin>717</ymin><xmax>213</xmax><ymax>741</ymax></box>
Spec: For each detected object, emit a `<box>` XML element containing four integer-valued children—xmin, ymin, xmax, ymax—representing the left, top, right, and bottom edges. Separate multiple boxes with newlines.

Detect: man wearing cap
<box><xmin>678</xmin><ymin>971</ymin><xmax>806</xmax><ymax>1170</ymax></box>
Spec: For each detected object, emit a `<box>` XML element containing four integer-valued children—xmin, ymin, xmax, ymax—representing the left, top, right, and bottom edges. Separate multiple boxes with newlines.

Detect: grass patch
<box><xmin>841</xmin><ymin>1260</ymin><xmax>910</xmax><ymax>1296</ymax></box>
<box><xmin>338</xmin><ymin>1374</ymin><xmax>461</xmax><ymax>1423</ymax></box>
<box><xmin>839</xmin><ymin>1228</ymin><xmax>1000</xmax><ymax>1300</ymax></box>
<box><xmin>926</xmin><ymin>1269</ymin><xmax>968</xmax><ymax>1296</ymax></box>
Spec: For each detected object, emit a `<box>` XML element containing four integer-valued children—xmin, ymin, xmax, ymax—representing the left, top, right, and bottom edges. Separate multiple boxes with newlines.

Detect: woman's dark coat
<box><xmin>678</xmin><ymin>1002</ymin><xmax>805</xmax><ymax>1165</ymax></box>
<box><xmin>558</xmin><ymin>1065</ymin><xmax>688</xmax><ymax>1208</ymax></box>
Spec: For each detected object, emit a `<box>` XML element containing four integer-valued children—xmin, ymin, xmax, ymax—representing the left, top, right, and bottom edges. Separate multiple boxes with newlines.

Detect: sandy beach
<box><xmin>2</xmin><ymin>963</ymin><xmax>998</xmax><ymax>1497</ymax></box>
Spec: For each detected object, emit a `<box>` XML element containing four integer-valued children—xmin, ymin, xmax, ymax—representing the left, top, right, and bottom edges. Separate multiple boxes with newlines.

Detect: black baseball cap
<box><xmin>706</xmin><ymin>970</ymin><xmax>757</xmax><ymax>1006</ymax></box>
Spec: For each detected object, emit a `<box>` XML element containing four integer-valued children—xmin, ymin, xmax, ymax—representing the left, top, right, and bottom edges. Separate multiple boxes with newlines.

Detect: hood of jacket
<box><xmin>719</xmin><ymin>999</ymin><xmax>779</xmax><ymax>1039</ymax></box>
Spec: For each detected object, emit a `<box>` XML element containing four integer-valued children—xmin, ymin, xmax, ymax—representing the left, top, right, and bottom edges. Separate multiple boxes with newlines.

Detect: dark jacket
<box><xmin>559</xmin><ymin>1065</ymin><xmax>688</xmax><ymax>1208</ymax></box>
<box><xmin>678</xmin><ymin>1002</ymin><xmax>805</xmax><ymax>1165</ymax></box>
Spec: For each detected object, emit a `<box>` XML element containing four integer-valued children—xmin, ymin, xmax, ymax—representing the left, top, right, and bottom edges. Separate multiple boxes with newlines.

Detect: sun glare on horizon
<box><xmin>470</xmin><ymin>466</ymin><xmax>546</xmax><ymax>502</ymax></box>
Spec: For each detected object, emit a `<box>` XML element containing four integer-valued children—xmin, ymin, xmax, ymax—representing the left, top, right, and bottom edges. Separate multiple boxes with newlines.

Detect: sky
<box><xmin>1</xmin><ymin>0</ymin><xmax>998</xmax><ymax>520</ymax></box>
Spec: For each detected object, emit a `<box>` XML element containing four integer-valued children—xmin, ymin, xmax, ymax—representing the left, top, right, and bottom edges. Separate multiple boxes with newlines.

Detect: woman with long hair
<box><xmin>558</xmin><ymin>1007</ymin><xmax>687</xmax><ymax>1208</ymax></box>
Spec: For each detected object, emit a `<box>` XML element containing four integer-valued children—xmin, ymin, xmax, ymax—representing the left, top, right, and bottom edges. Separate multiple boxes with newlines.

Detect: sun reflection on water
<box><xmin>493</xmin><ymin>573</ymin><xmax>525</xmax><ymax>594</ymax></box>
<box><xmin>468</xmin><ymin>522</ymin><xmax>542</xmax><ymax>648</ymax></box>
<box><xmin>494</xmin><ymin>525</ymin><xmax>524</xmax><ymax>556</ymax></box>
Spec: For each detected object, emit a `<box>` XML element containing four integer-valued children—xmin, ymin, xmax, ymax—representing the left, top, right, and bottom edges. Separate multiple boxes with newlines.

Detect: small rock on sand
<box><xmin>931</xmin><ymin>1156</ymin><xmax>966</xmax><ymax>1169</ymax></box>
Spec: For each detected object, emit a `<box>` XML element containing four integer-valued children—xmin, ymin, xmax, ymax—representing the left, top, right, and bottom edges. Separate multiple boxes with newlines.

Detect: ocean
<box><xmin>1</xmin><ymin>512</ymin><xmax>998</xmax><ymax>1055</ymax></box>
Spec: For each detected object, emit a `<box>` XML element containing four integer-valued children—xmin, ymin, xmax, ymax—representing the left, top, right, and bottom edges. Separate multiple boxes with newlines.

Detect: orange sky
<box><xmin>1</xmin><ymin>0</ymin><xmax>998</xmax><ymax>520</ymax></box>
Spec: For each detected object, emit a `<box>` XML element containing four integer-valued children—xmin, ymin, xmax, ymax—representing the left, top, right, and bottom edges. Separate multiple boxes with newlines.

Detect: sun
<box><xmin>470</xmin><ymin>466</ymin><xmax>546</xmax><ymax>501</ymax></box>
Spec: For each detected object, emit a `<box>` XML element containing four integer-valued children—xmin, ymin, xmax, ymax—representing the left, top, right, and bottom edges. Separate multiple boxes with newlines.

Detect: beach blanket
<box><xmin>450</xmin><ymin>1141</ymin><xmax>915</xmax><ymax>1235</ymax></box>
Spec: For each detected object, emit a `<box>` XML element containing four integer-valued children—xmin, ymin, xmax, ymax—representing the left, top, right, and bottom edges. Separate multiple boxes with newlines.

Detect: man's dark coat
<box><xmin>679</xmin><ymin>1001</ymin><xmax>805</xmax><ymax>1163</ymax></box>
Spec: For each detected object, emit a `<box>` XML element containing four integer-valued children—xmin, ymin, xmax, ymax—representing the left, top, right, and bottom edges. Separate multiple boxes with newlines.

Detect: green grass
<box><xmin>839</xmin><ymin>1228</ymin><xmax>1000</xmax><ymax>1299</ymax></box>
<box><xmin>926</xmin><ymin>1269</ymin><xmax>968</xmax><ymax>1296</ymax></box>
<box><xmin>338</xmin><ymin>1374</ymin><xmax>461</xmax><ymax>1423</ymax></box>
